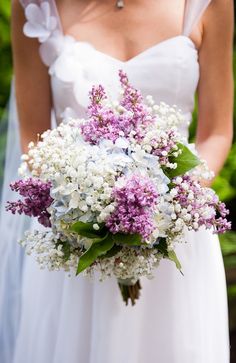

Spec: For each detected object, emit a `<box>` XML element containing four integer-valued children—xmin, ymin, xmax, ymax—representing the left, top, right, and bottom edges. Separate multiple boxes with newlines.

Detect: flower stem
<box><xmin>118</xmin><ymin>279</ymin><xmax>142</xmax><ymax>306</ymax></box>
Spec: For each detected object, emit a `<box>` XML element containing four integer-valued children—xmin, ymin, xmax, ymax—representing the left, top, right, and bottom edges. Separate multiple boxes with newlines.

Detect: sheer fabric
<box><xmin>183</xmin><ymin>0</ymin><xmax>211</xmax><ymax>36</ymax></box>
<box><xmin>0</xmin><ymin>82</ymin><xmax>31</xmax><ymax>363</ymax></box>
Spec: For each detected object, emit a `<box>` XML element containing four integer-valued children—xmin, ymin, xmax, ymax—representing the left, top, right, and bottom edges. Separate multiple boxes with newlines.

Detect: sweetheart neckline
<box><xmin>64</xmin><ymin>35</ymin><xmax>198</xmax><ymax>64</ymax></box>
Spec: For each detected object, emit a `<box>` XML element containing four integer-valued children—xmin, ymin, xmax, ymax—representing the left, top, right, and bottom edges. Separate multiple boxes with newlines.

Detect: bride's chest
<box><xmin>47</xmin><ymin>35</ymin><xmax>199</xmax><ymax>122</ymax></box>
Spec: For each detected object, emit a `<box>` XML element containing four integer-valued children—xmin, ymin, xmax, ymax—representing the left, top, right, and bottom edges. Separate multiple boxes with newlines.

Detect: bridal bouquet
<box><xmin>6</xmin><ymin>70</ymin><xmax>230</xmax><ymax>305</ymax></box>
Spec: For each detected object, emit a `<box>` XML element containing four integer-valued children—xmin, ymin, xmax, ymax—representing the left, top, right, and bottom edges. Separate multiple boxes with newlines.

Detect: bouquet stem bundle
<box><xmin>118</xmin><ymin>279</ymin><xmax>142</xmax><ymax>306</ymax></box>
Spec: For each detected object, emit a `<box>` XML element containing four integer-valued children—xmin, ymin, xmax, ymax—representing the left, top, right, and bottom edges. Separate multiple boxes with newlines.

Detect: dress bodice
<box><xmin>20</xmin><ymin>0</ymin><xmax>212</xmax><ymax>137</ymax></box>
<box><xmin>49</xmin><ymin>35</ymin><xmax>199</xmax><ymax>138</ymax></box>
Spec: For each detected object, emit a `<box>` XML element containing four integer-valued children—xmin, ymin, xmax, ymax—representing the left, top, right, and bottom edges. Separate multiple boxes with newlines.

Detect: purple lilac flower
<box><xmin>87</xmin><ymin>84</ymin><xmax>107</xmax><ymax>118</ymax></box>
<box><xmin>150</xmin><ymin>129</ymin><xmax>178</xmax><ymax>166</ymax></box>
<box><xmin>6</xmin><ymin>178</ymin><xmax>53</xmax><ymax>227</ymax></box>
<box><xmin>81</xmin><ymin>70</ymin><xmax>153</xmax><ymax>144</ymax></box>
<box><xmin>105</xmin><ymin>175</ymin><xmax>158</xmax><ymax>240</ymax></box>
<box><xmin>172</xmin><ymin>175</ymin><xmax>231</xmax><ymax>233</ymax></box>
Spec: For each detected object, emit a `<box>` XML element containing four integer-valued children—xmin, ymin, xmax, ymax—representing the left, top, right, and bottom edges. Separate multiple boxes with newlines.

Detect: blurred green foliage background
<box><xmin>0</xmin><ymin>1</ymin><xmax>236</xmax><ymax>360</ymax></box>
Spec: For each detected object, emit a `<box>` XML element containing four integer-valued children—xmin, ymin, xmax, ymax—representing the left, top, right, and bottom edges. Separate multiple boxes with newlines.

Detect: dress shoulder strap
<box><xmin>182</xmin><ymin>0</ymin><xmax>212</xmax><ymax>36</ymax></box>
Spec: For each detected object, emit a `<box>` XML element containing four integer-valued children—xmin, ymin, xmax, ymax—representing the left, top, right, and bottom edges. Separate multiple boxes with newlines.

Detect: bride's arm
<box><xmin>11</xmin><ymin>0</ymin><xmax>52</xmax><ymax>154</ymax></box>
<box><xmin>196</xmin><ymin>0</ymin><xmax>234</xmax><ymax>184</ymax></box>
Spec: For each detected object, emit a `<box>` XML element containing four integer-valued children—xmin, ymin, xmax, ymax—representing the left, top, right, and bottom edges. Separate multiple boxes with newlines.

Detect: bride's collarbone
<box><xmin>56</xmin><ymin>0</ymin><xmax>203</xmax><ymax>59</ymax></box>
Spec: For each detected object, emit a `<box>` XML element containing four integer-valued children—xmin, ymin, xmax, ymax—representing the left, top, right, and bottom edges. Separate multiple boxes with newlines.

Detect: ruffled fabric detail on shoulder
<box><xmin>48</xmin><ymin>39</ymin><xmax>120</xmax><ymax>106</ymax></box>
<box><xmin>39</xmin><ymin>32</ymin><xmax>65</xmax><ymax>66</ymax></box>
<box><xmin>22</xmin><ymin>1</ymin><xmax>65</xmax><ymax>68</ymax></box>
<box><xmin>23</xmin><ymin>2</ymin><xmax>58</xmax><ymax>43</ymax></box>
<box><xmin>22</xmin><ymin>1</ymin><xmax>119</xmax><ymax>110</ymax></box>
<box><xmin>49</xmin><ymin>40</ymin><xmax>95</xmax><ymax>81</ymax></box>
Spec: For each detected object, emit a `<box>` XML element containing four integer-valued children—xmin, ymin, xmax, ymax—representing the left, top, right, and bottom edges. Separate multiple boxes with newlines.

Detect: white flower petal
<box><xmin>115</xmin><ymin>137</ymin><xmax>129</xmax><ymax>149</ymax></box>
<box><xmin>48</xmin><ymin>16</ymin><xmax>58</xmax><ymax>31</ymax></box>
<box><xmin>51</xmin><ymin>51</ymin><xmax>84</xmax><ymax>82</ymax></box>
<box><xmin>41</xmin><ymin>2</ymin><xmax>51</xmax><ymax>22</ymax></box>
<box><xmin>25</xmin><ymin>4</ymin><xmax>44</xmax><ymax>24</ymax></box>
<box><xmin>39</xmin><ymin>33</ymin><xmax>63</xmax><ymax>66</ymax></box>
<box><xmin>23</xmin><ymin>22</ymin><xmax>49</xmax><ymax>40</ymax></box>
<box><xmin>39</xmin><ymin>33</ymin><xmax>52</xmax><ymax>43</ymax></box>
<box><xmin>23</xmin><ymin>2</ymin><xmax>58</xmax><ymax>43</ymax></box>
<box><xmin>69</xmin><ymin>192</ymin><xmax>80</xmax><ymax>209</ymax></box>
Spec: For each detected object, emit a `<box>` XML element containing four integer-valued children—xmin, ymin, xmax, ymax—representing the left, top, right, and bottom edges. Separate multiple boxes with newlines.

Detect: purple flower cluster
<box><xmin>81</xmin><ymin>70</ymin><xmax>152</xmax><ymax>144</ymax></box>
<box><xmin>212</xmin><ymin>201</ymin><xmax>231</xmax><ymax>234</ymax></box>
<box><xmin>105</xmin><ymin>175</ymin><xmax>158</xmax><ymax>239</ymax></box>
<box><xmin>6</xmin><ymin>178</ymin><xmax>53</xmax><ymax>227</ymax></box>
<box><xmin>150</xmin><ymin>129</ymin><xmax>177</xmax><ymax>166</ymax></box>
<box><xmin>172</xmin><ymin>176</ymin><xmax>231</xmax><ymax>233</ymax></box>
<box><xmin>87</xmin><ymin>84</ymin><xmax>107</xmax><ymax>118</ymax></box>
<box><xmin>119</xmin><ymin>70</ymin><xmax>151</xmax><ymax>132</ymax></box>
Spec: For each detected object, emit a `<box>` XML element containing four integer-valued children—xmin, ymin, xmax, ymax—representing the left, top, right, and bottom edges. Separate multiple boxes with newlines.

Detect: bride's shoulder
<box><xmin>206</xmin><ymin>0</ymin><xmax>233</xmax><ymax>15</ymax></box>
<box><xmin>210</xmin><ymin>0</ymin><xmax>233</xmax><ymax>5</ymax></box>
<box><xmin>199</xmin><ymin>0</ymin><xmax>233</xmax><ymax>70</ymax></box>
<box><xmin>11</xmin><ymin>1</ymin><xmax>27</xmax><ymax>34</ymax></box>
<box><xmin>202</xmin><ymin>0</ymin><xmax>234</xmax><ymax>33</ymax></box>
<box><xmin>11</xmin><ymin>0</ymin><xmax>46</xmax><ymax>67</ymax></box>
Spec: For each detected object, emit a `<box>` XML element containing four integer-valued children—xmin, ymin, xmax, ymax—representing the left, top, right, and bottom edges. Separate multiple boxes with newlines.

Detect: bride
<box><xmin>0</xmin><ymin>0</ymin><xmax>234</xmax><ymax>362</ymax></box>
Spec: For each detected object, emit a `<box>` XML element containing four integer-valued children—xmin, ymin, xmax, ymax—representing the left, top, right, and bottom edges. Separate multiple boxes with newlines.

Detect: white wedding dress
<box><xmin>0</xmin><ymin>0</ymin><xmax>230</xmax><ymax>362</ymax></box>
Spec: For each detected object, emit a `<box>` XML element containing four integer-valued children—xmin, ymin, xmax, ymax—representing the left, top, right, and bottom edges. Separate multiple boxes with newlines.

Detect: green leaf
<box><xmin>76</xmin><ymin>236</ymin><xmax>114</xmax><ymax>274</ymax></box>
<box><xmin>112</xmin><ymin>232</ymin><xmax>142</xmax><ymax>246</ymax></box>
<box><xmin>167</xmin><ymin>250</ymin><xmax>183</xmax><ymax>273</ymax></box>
<box><xmin>76</xmin><ymin>231</ymin><xmax>143</xmax><ymax>274</ymax></box>
<box><xmin>69</xmin><ymin>221</ymin><xmax>106</xmax><ymax>239</ymax></box>
<box><xmin>99</xmin><ymin>245</ymin><xmax>123</xmax><ymax>259</ymax></box>
<box><xmin>164</xmin><ymin>143</ymin><xmax>200</xmax><ymax>178</ymax></box>
<box><xmin>154</xmin><ymin>238</ymin><xmax>183</xmax><ymax>274</ymax></box>
<box><xmin>90</xmin><ymin>231</ymin><xmax>110</xmax><ymax>244</ymax></box>
<box><xmin>154</xmin><ymin>238</ymin><xmax>169</xmax><ymax>255</ymax></box>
